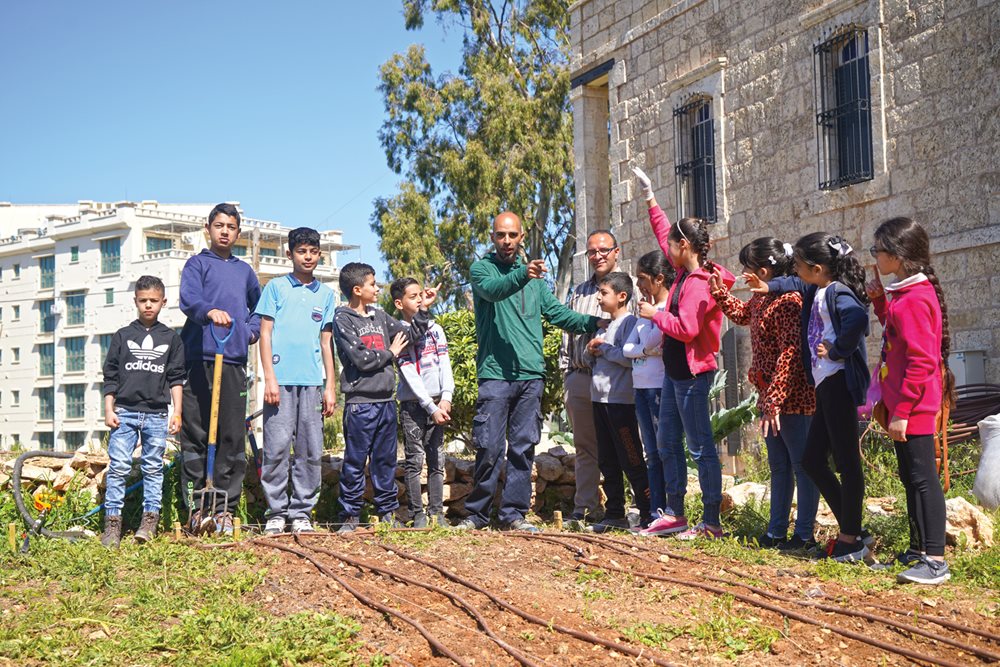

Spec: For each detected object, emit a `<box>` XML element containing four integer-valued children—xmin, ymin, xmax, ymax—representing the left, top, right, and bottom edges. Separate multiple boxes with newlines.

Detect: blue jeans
<box><xmin>465</xmin><ymin>379</ymin><xmax>543</xmax><ymax>527</ymax></box>
<box><xmin>657</xmin><ymin>372</ymin><xmax>722</xmax><ymax>526</ymax></box>
<box><xmin>105</xmin><ymin>409</ymin><xmax>168</xmax><ymax>515</ymax></box>
<box><xmin>340</xmin><ymin>401</ymin><xmax>399</xmax><ymax>517</ymax></box>
<box><xmin>764</xmin><ymin>413</ymin><xmax>818</xmax><ymax>541</ymax></box>
<box><xmin>635</xmin><ymin>387</ymin><xmax>665</xmax><ymax>516</ymax></box>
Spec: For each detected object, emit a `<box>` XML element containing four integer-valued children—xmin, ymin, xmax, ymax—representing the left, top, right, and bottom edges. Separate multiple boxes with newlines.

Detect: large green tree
<box><xmin>371</xmin><ymin>0</ymin><xmax>577</xmax><ymax>303</ymax></box>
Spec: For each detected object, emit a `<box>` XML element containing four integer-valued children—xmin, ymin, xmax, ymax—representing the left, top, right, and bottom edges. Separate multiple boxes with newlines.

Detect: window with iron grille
<box><xmin>65</xmin><ymin>384</ymin><xmax>86</xmax><ymax>419</ymax></box>
<box><xmin>260</xmin><ymin>247</ymin><xmax>278</xmax><ymax>257</ymax></box>
<box><xmin>38</xmin><ymin>432</ymin><xmax>54</xmax><ymax>451</ymax></box>
<box><xmin>100</xmin><ymin>238</ymin><xmax>121</xmax><ymax>274</ymax></box>
<box><xmin>673</xmin><ymin>96</ymin><xmax>717</xmax><ymax>222</ymax></box>
<box><xmin>66</xmin><ymin>336</ymin><xmax>86</xmax><ymax>372</ymax></box>
<box><xmin>70</xmin><ymin>246</ymin><xmax>79</xmax><ymax>263</ymax></box>
<box><xmin>66</xmin><ymin>291</ymin><xmax>85</xmax><ymax>325</ymax></box>
<box><xmin>65</xmin><ymin>432</ymin><xmax>86</xmax><ymax>449</ymax></box>
<box><xmin>39</xmin><ymin>299</ymin><xmax>55</xmax><ymax>333</ymax></box>
<box><xmin>39</xmin><ymin>343</ymin><xmax>54</xmax><ymax>376</ymax></box>
<box><xmin>39</xmin><ymin>387</ymin><xmax>54</xmax><ymax>421</ymax></box>
<box><xmin>814</xmin><ymin>28</ymin><xmax>873</xmax><ymax>190</ymax></box>
<box><xmin>99</xmin><ymin>333</ymin><xmax>113</xmax><ymax>365</ymax></box>
<box><xmin>39</xmin><ymin>256</ymin><xmax>55</xmax><ymax>289</ymax></box>
<box><xmin>105</xmin><ymin>288</ymin><xmax>114</xmax><ymax>305</ymax></box>
<box><xmin>146</xmin><ymin>236</ymin><xmax>173</xmax><ymax>253</ymax></box>
<box><xmin>231</xmin><ymin>244</ymin><xmax>247</xmax><ymax>257</ymax></box>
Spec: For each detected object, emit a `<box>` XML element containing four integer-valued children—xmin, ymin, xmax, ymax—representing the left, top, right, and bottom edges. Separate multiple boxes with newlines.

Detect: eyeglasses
<box><xmin>586</xmin><ymin>247</ymin><xmax>618</xmax><ymax>258</ymax></box>
<box><xmin>869</xmin><ymin>245</ymin><xmax>885</xmax><ymax>258</ymax></box>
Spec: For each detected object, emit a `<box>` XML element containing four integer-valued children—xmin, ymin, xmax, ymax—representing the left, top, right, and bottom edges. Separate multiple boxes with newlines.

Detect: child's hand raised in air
<box><xmin>865</xmin><ymin>266</ymin><xmax>884</xmax><ymax>301</ymax></box>
<box><xmin>389</xmin><ymin>331</ymin><xmax>409</xmax><ymax>357</ymax></box>
<box><xmin>743</xmin><ymin>272</ymin><xmax>769</xmax><ymax>294</ymax></box>
<box><xmin>422</xmin><ymin>283</ymin><xmax>442</xmax><ymax>308</ymax></box>
<box><xmin>708</xmin><ymin>266</ymin><xmax>726</xmax><ymax>293</ymax></box>
<box><xmin>631</xmin><ymin>166</ymin><xmax>655</xmax><ymax>201</ymax></box>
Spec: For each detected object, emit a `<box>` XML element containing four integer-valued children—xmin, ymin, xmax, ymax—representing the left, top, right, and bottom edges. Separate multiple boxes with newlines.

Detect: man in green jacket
<box><xmin>457</xmin><ymin>212</ymin><xmax>605</xmax><ymax>531</ymax></box>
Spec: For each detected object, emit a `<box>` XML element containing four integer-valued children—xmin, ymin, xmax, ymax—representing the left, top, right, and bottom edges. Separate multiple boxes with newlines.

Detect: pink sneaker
<box><xmin>638</xmin><ymin>511</ymin><xmax>689</xmax><ymax>537</ymax></box>
<box><xmin>676</xmin><ymin>522</ymin><xmax>725</xmax><ymax>541</ymax></box>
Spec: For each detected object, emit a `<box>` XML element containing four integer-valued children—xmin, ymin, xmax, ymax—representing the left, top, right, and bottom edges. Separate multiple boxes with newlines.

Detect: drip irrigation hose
<box><xmin>11</xmin><ymin>451</ymin><xmax>87</xmax><ymax>542</ymax></box>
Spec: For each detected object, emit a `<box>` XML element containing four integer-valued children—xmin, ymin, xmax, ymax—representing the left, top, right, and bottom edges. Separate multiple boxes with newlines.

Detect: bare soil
<box><xmin>243</xmin><ymin>529</ymin><xmax>1000</xmax><ymax>666</ymax></box>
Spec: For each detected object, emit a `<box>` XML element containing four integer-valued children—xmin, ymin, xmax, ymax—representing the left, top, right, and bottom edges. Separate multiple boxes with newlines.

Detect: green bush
<box><xmin>436</xmin><ymin>309</ymin><xmax>564</xmax><ymax>450</ymax></box>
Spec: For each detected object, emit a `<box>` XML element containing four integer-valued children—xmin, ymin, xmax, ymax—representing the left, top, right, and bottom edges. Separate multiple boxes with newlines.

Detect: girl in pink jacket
<box><xmin>633</xmin><ymin>167</ymin><xmax>735</xmax><ymax>540</ymax></box>
<box><xmin>868</xmin><ymin>217</ymin><xmax>954</xmax><ymax>585</ymax></box>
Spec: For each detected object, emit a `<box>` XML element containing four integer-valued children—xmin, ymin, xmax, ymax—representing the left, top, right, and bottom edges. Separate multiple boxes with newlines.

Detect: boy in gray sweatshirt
<box><xmin>585</xmin><ymin>271</ymin><xmax>650</xmax><ymax>533</ymax></box>
<box><xmin>391</xmin><ymin>278</ymin><xmax>455</xmax><ymax>527</ymax></box>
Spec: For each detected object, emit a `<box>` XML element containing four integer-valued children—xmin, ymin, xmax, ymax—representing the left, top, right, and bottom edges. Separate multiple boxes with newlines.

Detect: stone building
<box><xmin>569</xmin><ymin>0</ymin><xmax>1000</xmax><ymax>392</ymax></box>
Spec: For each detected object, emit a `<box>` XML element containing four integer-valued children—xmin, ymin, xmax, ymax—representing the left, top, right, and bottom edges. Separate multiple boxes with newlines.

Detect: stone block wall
<box><xmin>570</xmin><ymin>0</ymin><xmax>1000</xmax><ymax>381</ymax></box>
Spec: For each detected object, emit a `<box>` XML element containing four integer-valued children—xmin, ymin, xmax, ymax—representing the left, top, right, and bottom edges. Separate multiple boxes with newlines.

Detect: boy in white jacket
<box><xmin>391</xmin><ymin>278</ymin><xmax>455</xmax><ymax>527</ymax></box>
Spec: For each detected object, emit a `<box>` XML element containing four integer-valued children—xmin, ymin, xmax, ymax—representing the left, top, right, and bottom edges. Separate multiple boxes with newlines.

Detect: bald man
<box><xmin>457</xmin><ymin>212</ymin><xmax>605</xmax><ymax>531</ymax></box>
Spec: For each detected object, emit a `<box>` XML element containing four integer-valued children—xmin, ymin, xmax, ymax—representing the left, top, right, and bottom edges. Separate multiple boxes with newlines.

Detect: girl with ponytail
<box><xmin>709</xmin><ymin>238</ymin><xmax>819</xmax><ymax>552</ymax></box>
<box><xmin>632</xmin><ymin>167</ymin><xmax>736</xmax><ymax>540</ymax></box>
<box><xmin>747</xmin><ymin>231</ymin><xmax>871</xmax><ymax>563</ymax></box>
<box><xmin>867</xmin><ymin>217</ymin><xmax>952</xmax><ymax>585</ymax></box>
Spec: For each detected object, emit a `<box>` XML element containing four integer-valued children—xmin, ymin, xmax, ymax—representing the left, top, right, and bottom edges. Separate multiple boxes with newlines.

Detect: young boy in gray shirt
<box><xmin>585</xmin><ymin>271</ymin><xmax>650</xmax><ymax>533</ymax></box>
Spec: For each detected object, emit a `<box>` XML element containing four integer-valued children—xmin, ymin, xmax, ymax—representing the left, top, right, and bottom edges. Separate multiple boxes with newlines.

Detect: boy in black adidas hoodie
<box><xmin>101</xmin><ymin>275</ymin><xmax>186</xmax><ymax>547</ymax></box>
<box><xmin>332</xmin><ymin>262</ymin><xmax>434</xmax><ymax>532</ymax></box>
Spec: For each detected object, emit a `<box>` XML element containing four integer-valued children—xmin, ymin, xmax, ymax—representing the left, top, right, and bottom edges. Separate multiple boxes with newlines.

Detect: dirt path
<box><xmin>245</xmin><ymin>530</ymin><xmax>1000</xmax><ymax>666</ymax></box>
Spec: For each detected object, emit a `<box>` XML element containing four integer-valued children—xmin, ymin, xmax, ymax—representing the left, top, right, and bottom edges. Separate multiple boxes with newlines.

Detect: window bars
<box><xmin>674</xmin><ymin>96</ymin><xmax>717</xmax><ymax>222</ymax></box>
<box><xmin>814</xmin><ymin>28</ymin><xmax>874</xmax><ymax>190</ymax></box>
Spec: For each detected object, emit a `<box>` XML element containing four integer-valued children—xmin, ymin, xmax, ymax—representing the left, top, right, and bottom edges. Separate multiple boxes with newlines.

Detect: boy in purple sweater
<box><xmin>179</xmin><ymin>203</ymin><xmax>261</xmax><ymax>534</ymax></box>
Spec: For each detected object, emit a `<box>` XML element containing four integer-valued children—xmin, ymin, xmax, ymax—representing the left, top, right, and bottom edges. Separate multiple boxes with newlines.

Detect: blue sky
<box><xmin>0</xmin><ymin>2</ymin><xmax>463</xmax><ymax>277</ymax></box>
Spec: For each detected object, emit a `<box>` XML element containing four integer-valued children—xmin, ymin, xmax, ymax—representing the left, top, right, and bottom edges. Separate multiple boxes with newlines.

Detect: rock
<box><xmin>945</xmin><ymin>497</ymin><xmax>995</xmax><ymax>548</ymax></box>
<box><xmin>547</xmin><ymin>445</ymin><xmax>569</xmax><ymax>459</ymax></box>
<box><xmin>444</xmin><ymin>481</ymin><xmax>472</xmax><ymax>504</ymax></box>
<box><xmin>721</xmin><ymin>474</ymin><xmax>736</xmax><ymax>491</ymax></box>
<box><xmin>556</xmin><ymin>466</ymin><xmax>576</xmax><ymax>485</ymax></box>
<box><xmin>721</xmin><ymin>482</ymin><xmax>768</xmax><ymax>513</ymax></box>
<box><xmin>814</xmin><ymin>502</ymin><xmax>838</xmax><ymax>528</ymax></box>
<box><xmin>534</xmin><ymin>453</ymin><xmax>563</xmax><ymax>482</ymax></box>
<box><xmin>52</xmin><ymin>464</ymin><xmax>79</xmax><ymax>492</ymax></box>
<box><xmin>447</xmin><ymin>458</ymin><xmax>475</xmax><ymax>483</ymax></box>
<box><xmin>71</xmin><ymin>451</ymin><xmax>109</xmax><ymax>471</ymax></box>
<box><xmin>865</xmin><ymin>497</ymin><xmax>898</xmax><ymax>516</ymax></box>
<box><xmin>11</xmin><ymin>464</ymin><xmax>56</xmax><ymax>483</ymax></box>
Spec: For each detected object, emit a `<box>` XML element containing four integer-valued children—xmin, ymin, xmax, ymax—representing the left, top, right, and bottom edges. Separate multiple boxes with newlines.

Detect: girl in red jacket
<box><xmin>633</xmin><ymin>167</ymin><xmax>735</xmax><ymax>540</ymax></box>
<box><xmin>868</xmin><ymin>217</ymin><xmax>953</xmax><ymax>585</ymax></box>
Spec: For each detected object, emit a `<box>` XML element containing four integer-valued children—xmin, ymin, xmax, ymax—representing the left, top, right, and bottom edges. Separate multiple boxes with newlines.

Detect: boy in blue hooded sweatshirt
<box><xmin>179</xmin><ymin>203</ymin><xmax>261</xmax><ymax>534</ymax></box>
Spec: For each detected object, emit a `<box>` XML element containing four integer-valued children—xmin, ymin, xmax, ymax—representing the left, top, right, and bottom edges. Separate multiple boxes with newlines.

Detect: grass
<box><xmin>619</xmin><ymin>595</ymin><xmax>780</xmax><ymax>658</ymax></box>
<box><xmin>0</xmin><ymin>538</ymin><xmax>376</xmax><ymax>666</ymax></box>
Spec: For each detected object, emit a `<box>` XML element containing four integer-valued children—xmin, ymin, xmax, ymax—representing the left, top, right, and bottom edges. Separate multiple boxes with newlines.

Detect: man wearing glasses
<box><xmin>559</xmin><ymin>230</ymin><xmax>631</xmax><ymax>529</ymax></box>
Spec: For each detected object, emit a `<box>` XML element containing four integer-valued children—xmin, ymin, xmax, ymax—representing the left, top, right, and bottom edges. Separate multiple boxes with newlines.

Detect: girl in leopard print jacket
<box><xmin>709</xmin><ymin>238</ymin><xmax>819</xmax><ymax>552</ymax></box>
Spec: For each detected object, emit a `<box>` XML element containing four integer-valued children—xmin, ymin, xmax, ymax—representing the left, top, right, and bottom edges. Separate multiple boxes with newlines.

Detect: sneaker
<box><xmin>825</xmin><ymin>538</ymin><xmax>869</xmax><ymax>563</ymax></box>
<box><xmin>411</xmin><ymin>512</ymin><xmax>428</xmax><ymax>529</ymax></box>
<box><xmin>337</xmin><ymin>516</ymin><xmax>360</xmax><ymax>534</ymax></box>
<box><xmin>429</xmin><ymin>513</ymin><xmax>448</xmax><ymax>528</ymax></box>
<box><xmin>214</xmin><ymin>512</ymin><xmax>234</xmax><ymax>537</ymax></box>
<box><xmin>753</xmin><ymin>533</ymin><xmax>787</xmax><ymax>549</ymax></box>
<box><xmin>264</xmin><ymin>517</ymin><xmax>286</xmax><ymax>535</ymax></box>
<box><xmin>453</xmin><ymin>518</ymin><xmax>479</xmax><ymax>531</ymax></box>
<box><xmin>565</xmin><ymin>511</ymin><xmax>589</xmax><ymax>532</ymax></box>
<box><xmin>777</xmin><ymin>534</ymin><xmax>818</xmax><ymax>554</ymax></box>
<box><xmin>585</xmin><ymin>517</ymin><xmax>631</xmax><ymax>534</ymax></box>
<box><xmin>379</xmin><ymin>512</ymin><xmax>402</xmax><ymax>528</ymax></box>
<box><xmin>897</xmin><ymin>557</ymin><xmax>951</xmax><ymax>585</ymax></box>
<box><xmin>134</xmin><ymin>512</ymin><xmax>160</xmax><ymax>544</ymax></box>
<box><xmin>860</xmin><ymin>529</ymin><xmax>875</xmax><ymax>547</ymax></box>
<box><xmin>502</xmin><ymin>518</ymin><xmax>541</xmax><ymax>533</ymax></box>
<box><xmin>638</xmin><ymin>511</ymin><xmax>689</xmax><ymax>537</ymax></box>
<box><xmin>290</xmin><ymin>519</ymin><xmax>315</xmax><ymax>534</ymax></box>
<box><xmin>100</xmin><ymin>515</ymin><xmax>122</xmax><ymax>548</ymax></box>
<box><xmin>676</xmin><ymin>522</ymin><xmax>725</xmax><ymax>541</ymax></box>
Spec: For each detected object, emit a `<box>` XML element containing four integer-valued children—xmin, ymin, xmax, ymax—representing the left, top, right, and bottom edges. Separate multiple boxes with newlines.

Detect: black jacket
<box><xmin>103</xmin><ymin>321</ymin><xmax>186</xmax><ymax>412</ymax></box>
<box><xmin>767</xmin><ymin>276</ymin><xmax>870</xmax><ymax>406</ymax></box>
<box><xmin>332</xmin><ymin>306</ymin><xmax>428</xmax><ymax>403</ymax></box>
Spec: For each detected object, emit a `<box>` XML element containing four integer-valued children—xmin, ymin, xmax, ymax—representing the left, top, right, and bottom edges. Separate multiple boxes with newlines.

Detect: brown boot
<box><xmin>101</xmin><ymin>515</ymin><xmax>122</xmax><ymax>548</ymax></box>
<box><xmin>134</xmin><ymin>512</ymin><xmax>160</xmax><ymax>544</ymax></box>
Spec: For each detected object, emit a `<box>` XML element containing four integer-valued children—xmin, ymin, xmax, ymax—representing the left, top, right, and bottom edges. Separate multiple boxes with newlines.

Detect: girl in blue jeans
<box><xmin>708</xmin><ymin>237</ymin><xmax>819</xmax><ymax>551</ymax></box>
<box><xmin>623</xmin><ymin>250</ymin><xmax>673</xmax><ymax>521</ymax></box>
<box><xmin>633</xmin><ymin>167</ymin><xmax>735</xmax><ymax>540</ymax></box>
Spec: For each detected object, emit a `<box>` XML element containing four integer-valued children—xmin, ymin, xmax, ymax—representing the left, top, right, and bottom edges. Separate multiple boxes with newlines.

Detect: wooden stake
<box><xmin>553</xmin><ymin>510</ymin><xmax>563</xmax><ymax>531</ymax></box>
<box><xmin>173</xmin><ymin>521</ymin><xmax>182</xmax><ymax>540</ymax></box>
<box><xmin>7</xmin><ymin>523</ymin><xmax>16</xmax><ymax>552</ymax></box>
<box><xmin>232</xmin><ymin>517</ymin><xmax>241</xmax><ymax>541</ymax></box>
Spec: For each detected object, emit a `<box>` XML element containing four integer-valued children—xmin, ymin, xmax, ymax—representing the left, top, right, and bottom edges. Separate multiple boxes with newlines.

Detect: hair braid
<box><xmin>924</xmin><ymin>265</ymin><xmax>956</xmax><ymax>407</ymax></box>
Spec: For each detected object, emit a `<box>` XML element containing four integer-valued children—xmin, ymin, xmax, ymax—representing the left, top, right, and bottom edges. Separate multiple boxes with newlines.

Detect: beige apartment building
<box><xmin>569</xmin><ymin>0</ymin><xmax>999</xmax><ymax>400</ymax></box>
